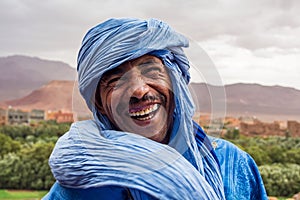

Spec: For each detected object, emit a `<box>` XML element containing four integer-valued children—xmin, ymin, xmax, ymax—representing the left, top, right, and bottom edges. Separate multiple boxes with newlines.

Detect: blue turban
<box><xmin>48</xmin><ymin>18</ymin><xmax>225</xmax><ymax>199</ymax></box>
<box><xmin>77</xmin><ymin>18</ymin><xmax>190</xmax><ymax>111</ymax></box>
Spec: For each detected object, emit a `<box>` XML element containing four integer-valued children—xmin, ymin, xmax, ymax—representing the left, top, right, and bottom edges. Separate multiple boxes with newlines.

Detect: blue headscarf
<box><xmin>49</xmin><ymin>18</ymin><xmax>225</xmax><ymax>199</ymax></box>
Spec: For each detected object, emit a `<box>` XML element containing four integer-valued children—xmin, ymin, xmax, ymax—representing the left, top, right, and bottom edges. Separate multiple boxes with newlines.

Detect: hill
<box><xmin>190</xmin><ymin>83</ymin><xmax>300</xmax><ymax>121</ymax></box>
<box><xmin>0</xmin><ymin>55</ymin><xmax>76</xmax><ymax>101</ymax></box>
<box><xmin>1</xmin><ymin>80</ymin><xmax>300</xmax><ymax>121</ymax></box>
<box><xmin>4</xmin><ymin>80</ymin><xmax>75</xmax><ymax>111</ymax></box>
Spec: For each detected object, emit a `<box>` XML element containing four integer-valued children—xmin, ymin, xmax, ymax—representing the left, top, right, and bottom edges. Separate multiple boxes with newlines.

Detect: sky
<box><xmin>1</xmin><ymin>0</ymin><xmax>300</xmax><ymax>89</ymax></box>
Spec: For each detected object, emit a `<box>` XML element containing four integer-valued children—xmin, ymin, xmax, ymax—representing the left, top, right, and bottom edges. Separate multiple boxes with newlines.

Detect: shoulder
<box><xmin>56</xmin><ymin>120</ymin><xmax>100</xmax><ymax>143</ymax></box>
<box><xmin>208</xmin><ymin>136</ymin><xmax>257</xmax><ymax>171</ymax></box>
<box><xmin>49</xmin><ymin>120</ymin><xmax>101</xmax><ymax>175</ymax></box>
<box><xmin>209</xmin><ymin>137</ymin><xmax>268</xmax><ymax>200</ymax></box>
<box><xmin>69</xmin><ymin>119</ymin><xmax>100</xmax><ymax>135</ymax></box>
<box><xmin>209</xmin><ymin>137</ymin><xmax>248</xmax><ymax>158</ymax></box>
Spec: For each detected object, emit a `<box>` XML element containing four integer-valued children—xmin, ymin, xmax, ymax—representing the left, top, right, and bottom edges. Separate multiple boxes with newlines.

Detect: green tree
<box><xmin>245</xmin><ymin>146</ymin><xmax>271</xmax><ymax>166</ymax></box>
<box><xmin>0</xmin><ymin>141</ymin><xmax>56</xmax><ymax>190</ymax></box>
<box><xmin>0</xmin><ymin>133</ymin><xmax>21</xmax><ymax>157</ymax></box>
<box><xmin>0</xmin><ymin>153</ymin><xmax>23</xmax><ymax>188</ymax></box>
<box><xmin>259</xmin><ymin>163</ymin><xmax>300</xmax><ymax>197</ymax></box>
<box><xmin>285</xmin><ymin>148</ymin><xmax>300</xmax><ymax>165</ymax></box>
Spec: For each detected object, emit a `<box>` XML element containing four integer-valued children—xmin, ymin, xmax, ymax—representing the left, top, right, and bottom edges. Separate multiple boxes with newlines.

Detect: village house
<box><xmin>46</xmin><ymin>110</ymin><xmax>73</xmax><ymax>123</ymax></box>
<box><xmin>29</xmin><ymin>109</ymin><xmax>45</xmax><ymax>123</ymax></box>
<box><xmin>287</xmin><ymin>121</ymin><xmax>300</xmax><ymax>137</ymax></box>
<box><xmin>7</xmin><ymin>108</ymin><xmax>29</xmax><ymax>125</ymax></box>
<box><xmin>0</xmin><ymin>108</ymin><xmax>73</xmax><ymax>125</ymax></box>
<box><xmin>240</xmin><ymin>119</ymin><xmax>300</xmax><ymax>137</ymax></box>
<box><xmin>0</xmin><ymin>108</ymin><xmax>7</xmax><ymax>125</ymax></box>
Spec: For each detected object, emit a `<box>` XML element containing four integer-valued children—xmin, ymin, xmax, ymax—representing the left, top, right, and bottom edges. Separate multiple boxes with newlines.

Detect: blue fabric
<box><xmin>59</xmin><ymin>17</ymin><xmax>224</xmax><ymax>199</ymax></box>
<box><xmin>44</xmin><ymin>122</ymin><xmax>268</xmax><ymax>200</ymax></box>
<box><xmin>210</xmin><ymin>136</ymin><xmax>268</xmax><ymax>199</ymax></box>
<box><xmin>191</xmin><ymin>122</ymin><xmax>268</xmax><ymax>199</ymax></box>
<box><xmin>76</xmin><ymin>19</ymin><xmax>208</xmax><ymax>175</ymax></box>
<box><xmin>44</xmin><ymin>17</ymin><xmax>265</xmax><ymax>199</ymax></box>
<box><xmin>193</xmin><ymin>122</ymin><xmax>268</xmax><ymax>199</ymax></box>
<box><xmin>44</xmin><ymin>120</ymin><xmax>222</xmax><ymax>200</ymax></box>
<box><xmin>43</xmin><ymin>182</ymin><xmax>132</xmax><ymax>200</ymax></box>
<box><xmin>45</xmin><ymin>120</ymin><xmax>223</xmax><ymax>199</ymax></box>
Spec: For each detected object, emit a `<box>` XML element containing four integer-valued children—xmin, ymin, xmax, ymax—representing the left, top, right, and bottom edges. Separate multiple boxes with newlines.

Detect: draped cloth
<box><xmin>209</xmin><ymin>136</ymin><xmax>268</xmax><ymax>200</ymax></box>
<box><xmin>46</xmin><ymin>18</ymin><xmax>226</xmax><ymax>199</ymax></box>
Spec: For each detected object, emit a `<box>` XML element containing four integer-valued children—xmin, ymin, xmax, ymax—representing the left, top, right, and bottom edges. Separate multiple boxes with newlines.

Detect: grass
<box><xmin>0</xmin><ymin>190</ymin><xmax>47</xmax><ymax>200</ymax></box>
<box><xmin>0</xmin><ymin>190</ymin><xmax>293</xmax><ymax>200</ymax></box>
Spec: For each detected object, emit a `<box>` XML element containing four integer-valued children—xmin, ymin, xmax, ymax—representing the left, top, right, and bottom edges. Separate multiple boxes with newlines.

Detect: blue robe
<box><xmin>194</xmin><ymin>122</ymin><xmax>268</xmax><ymax>200</ymax></box>
<box><xmin>43</xmin><ymin>121</ymin><xmax>268</xmax><ymax>200</ymax></box>
<box><xmin>43</xmin><ymin>120</ymin><xmax>225</xmax><ymax>200</ymax></box>
<box><xmin>44</xmin><ymin>18</ymin><xmax>267</xmax><ymax>200</ymax></box>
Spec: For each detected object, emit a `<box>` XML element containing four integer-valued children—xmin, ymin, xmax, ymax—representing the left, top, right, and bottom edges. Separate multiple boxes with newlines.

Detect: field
<box><xmin>0</xmin><ymin>190</ymin><xmax>47</xmax><ymax>200</ymax></box>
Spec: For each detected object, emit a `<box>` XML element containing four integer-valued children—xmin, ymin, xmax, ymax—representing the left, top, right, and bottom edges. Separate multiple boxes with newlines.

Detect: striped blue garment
<box><xmin>45</xmin><ymin>18</ymin><xmax>226</xmax><ymax>199</ymax></box>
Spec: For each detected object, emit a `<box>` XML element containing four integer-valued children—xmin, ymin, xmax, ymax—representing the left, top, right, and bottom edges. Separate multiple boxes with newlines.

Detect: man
<box><xmin>44</xmin><ymin>18</ymin><xmax>267</xmax><ymax>199</ymax></box>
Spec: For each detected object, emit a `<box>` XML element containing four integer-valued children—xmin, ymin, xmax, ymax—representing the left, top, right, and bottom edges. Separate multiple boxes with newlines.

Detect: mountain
<box><xmin>1</xmin><ymin>80</ymin><xmax>300</xmax><ymax>121</ymax></box>
<box><xmin>0</xmin><ymin>55</ymin><xmax>76</xmax><ymax>101</ymax></box>
<box><xmin>3</xmin><ymin>80</ymin><xmax>91</xmax><ymax>118</ymax></box>
<box><xmin>190</xmin><ymin>83</ymin><xmax>300</xmax><ymax>121</ymax></box>
<box><xmin>4</xmin><ymin>80</ymin><xmax>75</xmax><ymax>111</ymax></box>
<box><xmin>1</xmin><ymin>55</ymin><xmax>299</xmax><ymax>121</ymax></box>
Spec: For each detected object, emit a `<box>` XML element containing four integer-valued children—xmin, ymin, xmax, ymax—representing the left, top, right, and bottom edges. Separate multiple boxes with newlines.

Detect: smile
<box><xmin>129</xmin><ymin>104</ymin><xmax>160</xmax><ymax>121</ymax></box>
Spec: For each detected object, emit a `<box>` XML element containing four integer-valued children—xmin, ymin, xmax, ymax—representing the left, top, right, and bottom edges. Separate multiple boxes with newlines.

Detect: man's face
<box><xmin>97</xmin><ymin>55</ymin><xmax>174</xmax><ymax>143</ymax></box>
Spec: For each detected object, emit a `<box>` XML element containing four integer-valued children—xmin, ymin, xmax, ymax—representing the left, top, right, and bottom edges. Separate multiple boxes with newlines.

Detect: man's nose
<box><xmin>129</xmin><ymin>76</ymin><xmax>150</xmax><ymax>100</ymax></box>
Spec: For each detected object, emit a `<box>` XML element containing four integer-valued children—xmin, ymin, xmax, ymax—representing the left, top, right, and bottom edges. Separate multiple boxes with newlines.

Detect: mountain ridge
<box><xmin>0</xmin><ymin>55</ymin><xmax>76</xmax><ymax>101</ymax></box>
<box><xmin>1</xmin><ymin>80</ymin><xmax>299</xmax><ymax>122</ymax></box>
<box><xmin>1</xmin><ymin>55</ymin><xmax>299</xmax><ymax>121</ymax></box>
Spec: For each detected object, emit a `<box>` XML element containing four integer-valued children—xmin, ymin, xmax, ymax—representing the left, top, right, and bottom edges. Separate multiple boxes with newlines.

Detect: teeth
<box><xmin>129</xmin><ymin>104</ymin><xmax>159</xmax><ymax>117</ymax></box>
<box><xmin>138</xmin><ymin>114</ymin><xmax>153</xmax><ymax>121</ymax></box>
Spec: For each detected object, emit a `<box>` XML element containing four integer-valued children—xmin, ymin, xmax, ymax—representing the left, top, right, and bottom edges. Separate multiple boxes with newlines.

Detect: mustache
<box><xmin>114</xmin><ymin>93</ymin><xmax>166</xmax><ymax>116</ymax></box>
<box><xmin>129</xmin><ymin>93</ymin><xmax>165</xmax><ymax>105</ymax></box>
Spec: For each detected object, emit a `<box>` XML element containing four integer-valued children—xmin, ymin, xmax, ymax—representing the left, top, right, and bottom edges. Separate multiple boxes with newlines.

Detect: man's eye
<box><xmin>107</xmin><ymin>77</ymin><xmax>121</xmax><ymax>86</ymax></box>
<box><xmin>108</xmin><ymin>76</ymin><xmax>127</xmax><ymax>88</ymax></box>
<box><xmin>143</xmin><ymin>66</ymin><xmax>162</xmax><ymax>78</ymax></box>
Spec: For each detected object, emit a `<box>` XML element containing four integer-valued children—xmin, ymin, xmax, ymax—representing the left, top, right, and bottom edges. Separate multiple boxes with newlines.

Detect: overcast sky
<box><xmin>1</xmin><ymin>0</ymin><xmax>299</xmax><ymax>89</ymax></box>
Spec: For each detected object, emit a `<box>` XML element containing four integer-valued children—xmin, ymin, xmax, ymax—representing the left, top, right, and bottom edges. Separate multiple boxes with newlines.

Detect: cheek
<box><xmin>100</xmin><ymin>90</ymin><xmax>114</xmax><ymax>115</ymax></box>
<box><xmin>103</xmin><ymin>90</ymin><xmax>126</xmax><ymax>115</ymax></box>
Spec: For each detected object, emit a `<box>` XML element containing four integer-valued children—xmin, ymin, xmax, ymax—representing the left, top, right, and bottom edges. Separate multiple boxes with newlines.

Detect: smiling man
<box><xmin>44</xmin><ymin>18</ymin><xmax>267</xmax><ymax>200</ymax></box>
<box><xmin>95</xmin><ymin>55</ymin><xmax>174</xmax><ymax>144</ymax></box>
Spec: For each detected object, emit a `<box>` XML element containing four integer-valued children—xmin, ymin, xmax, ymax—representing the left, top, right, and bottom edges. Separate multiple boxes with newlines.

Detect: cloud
<box><xmin>200</xmin><ymin>36</ymin><xmax>300</xmax><ymax>89</ymax></box>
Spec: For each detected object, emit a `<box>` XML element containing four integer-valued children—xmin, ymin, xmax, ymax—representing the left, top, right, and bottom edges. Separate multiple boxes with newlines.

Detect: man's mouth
<box><xmin>129</xmin><ymin>104</ymin><xmax>160</xmax><ymax>121</ymax></box>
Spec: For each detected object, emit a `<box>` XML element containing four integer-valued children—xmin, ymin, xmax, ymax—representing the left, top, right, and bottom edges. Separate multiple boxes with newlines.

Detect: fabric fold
<box><xmin>49</xmin><ymin>120</ymin><xmax>222</xmax><ymax>199</ymax></box>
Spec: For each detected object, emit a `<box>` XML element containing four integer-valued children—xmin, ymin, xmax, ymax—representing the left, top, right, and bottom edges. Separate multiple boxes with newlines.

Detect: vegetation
<box><xmin>0</xmin><ymin>121</ymin><xmax>70</xmax><ymax>191</ymax></box>
<box><xmin>223</xmin><ymin>129</ymin><xmax>300</xmax><ymax>197</ymax></box>
<box><xmin>0</xmin><ymin>122</ymin><xmax>299</xmax><ymax>198</ymax></box>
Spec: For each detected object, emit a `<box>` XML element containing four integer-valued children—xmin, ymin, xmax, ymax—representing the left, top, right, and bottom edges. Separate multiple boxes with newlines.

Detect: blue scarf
<box><xmin>49</xmin><ymin>18</ymin><xmax>225</xmax><ymax>199</ymax></box>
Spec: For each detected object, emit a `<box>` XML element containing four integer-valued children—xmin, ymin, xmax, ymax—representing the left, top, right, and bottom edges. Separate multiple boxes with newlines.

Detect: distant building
<box><xmin>7</xmin><ymin>108</ymin><xmax>29</xmax><ymax>125</ymax></box>
<box><xmin>0</xmin><ymin>108</ymin><xmax>7</xmax><ymax>125</ymax></box>
<box><xmin>239</xmin><ymin>116</ymin><xmax>257</xmax><ymax>125</ymax></box>
<box><xmin>224</xmin><ymin>116</ymin><xmax>241</xmax><ymax>130</ymax></box>
<box><xmin>287</xmin><ymin>121</ymin><xmax>300</xmax><ymax>137</ymax></box>
<box><xmin>46</xmin><ymin>110</ymin><xmax>73</xmax><ymax>123</ymax></box>
<box><xmin>29</xmin><ymin>109</ymin><xmax>45</xmax><ymax>123</ymax></box>
<box><xmin>240</xmin><ymin>119</ymin><xmax>285</xmax><ymax>137</ymax></box>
